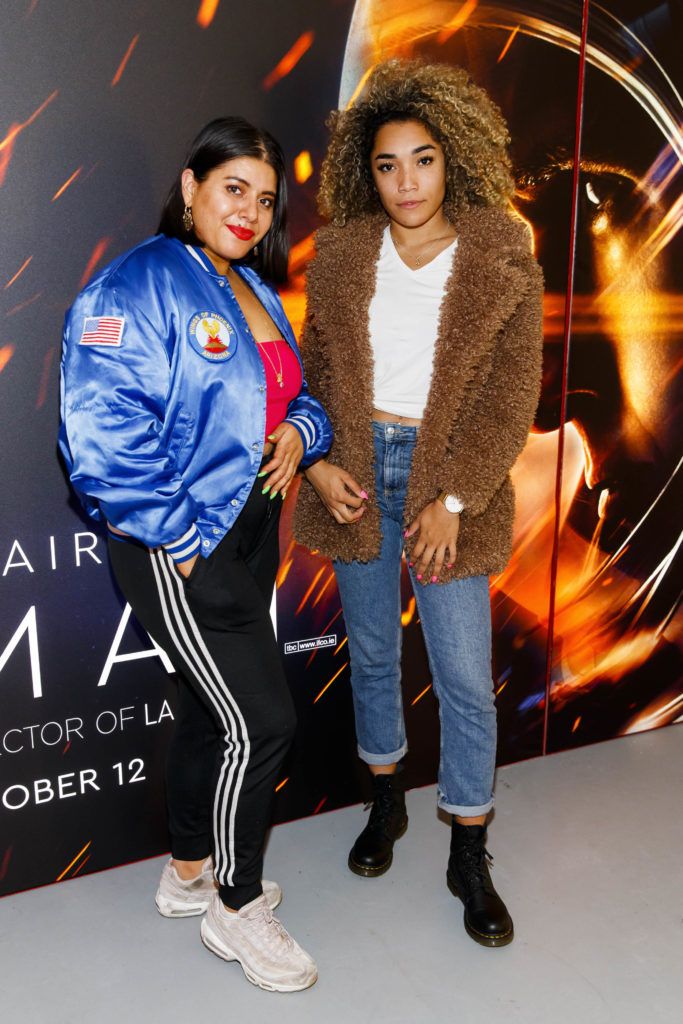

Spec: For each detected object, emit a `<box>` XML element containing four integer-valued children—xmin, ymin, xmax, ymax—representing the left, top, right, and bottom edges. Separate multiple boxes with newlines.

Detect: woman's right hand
<box><xmin>176</xmin><ymin>554</ymin><xmax>198</xmax><ymax>579</ymax></box>
<box><xmin>305</xmin><ymin>460</ymin><xmax>368</xmax><ymax>524</ymax></box>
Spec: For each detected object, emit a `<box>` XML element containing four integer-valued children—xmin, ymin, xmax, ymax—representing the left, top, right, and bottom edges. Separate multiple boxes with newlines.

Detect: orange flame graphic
<box><xmin>294</xmin><ymin>151</ymin><xmax>314</xmax><ymax>184</ymax></box>
<box><xmin>411</xmin><ymin>684</ymin><xmax>432</xmax><ymax>706</ymax></box>
<box><xmin>4</xmin><ymin>256</ymin><xmax>33</xmax><ymax>290</ymax></box>
<box><xmin>35</xmin><ymin>347</ymin><xmax>55</xmax><ymax>409</ymax></box>
<box><xmin>71</xmin><ymin>854</ymin><xmax>92</xmax><ymax>878</ymax></box>
<box><xmin>197</xmin><ymin>0</ymin><xmax>221</xmax><ymax>28</ymax></box>
<box><xmin>436</xmin><ymin>0</ymin><xmax>479</xmax><ymax>44</ymax></box>
<box><xmin>0</xmin><ymin>90</ymin><xmax>58</xmax><ymax>187</ymax></box>
<box><xmin>52</xmin><ymin>166</ymin><xmax>82</xmax><ymax>202</ymax></box>
<box><xmin>334</xmin><ymin>636</ymin><xmax>348</xmax><ymax>657</ymax></box>
<box><xmin>263</xmin><ymin>31</ymin><xmax>314</xmax><ymax>91</ymax></box>
<box><xmin>79</xmin><ymin>237</ymin><xmax>111</xmax><ymax>289</ymax></box>
<box><xmin>56</xmin><ymin>840</ymin><xmax>91</xmax><ymax>882</ymax></box>
<box><xmin>5</xmin><ymin>292</ymin><xmax>42</xmax><ymax>317</ymax></box>
<box><xmin>497</xmin><ymin>25</ymin><xmax>520</xmax><ymax>63</ymax></box>
<box><xmin>0</xmin><ymin>346</ymin><xmax>15</xmax><ymax>373</ymax></box>
<box><xmin>346</xmin><ymin>65</ymin><xmax>375</xmax><ymax>109</ymax></box>
<box><xmin>314</xmin><ymin>662</ymin><xmax>348</xmax><ymax>704</ymax></box>
<box><xmin>401</xmin><ymin>596</ymin><xmax>416</xmax><ymax>627</ymax></box>
<box><xmin>295</xmin><ymin>565</ymin><xmax>326</xmax><ymax>616</ymax></box>
<box><xmin>111</xmin><ymin>34</ymin><xmax>140</xmax><ymax>88</ymax></box>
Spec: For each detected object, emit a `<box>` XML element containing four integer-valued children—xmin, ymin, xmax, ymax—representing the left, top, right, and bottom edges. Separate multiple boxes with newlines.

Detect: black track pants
<box><xmin>108</xmin><ymin>481</ymin><xmax>296</xmax><ymax>910</ymax></box>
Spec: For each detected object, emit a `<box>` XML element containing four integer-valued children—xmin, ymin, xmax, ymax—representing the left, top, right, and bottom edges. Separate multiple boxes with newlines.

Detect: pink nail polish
<box><xmin>431</xmin><ymin>575</ymin><xmax>438</xmax><ymax>583</ymax></box>
<box><xmin>359</xmin><ymin>490</ymin><xmax>368</xmax><ymax>500</ymax></box>
<box><xmin>447</xmin><ymin>563</ymin><xmax>453</xmax><ymax>568</ymax></box>
<box><xmin>416</xmin><ymin>573</ymin><xmax>422</xmax><ymax>580</ymax></box>
<box><xmin>408</xmin><ymin>562</ymin><xmax>414</xmax><ymax>568</ymax></box>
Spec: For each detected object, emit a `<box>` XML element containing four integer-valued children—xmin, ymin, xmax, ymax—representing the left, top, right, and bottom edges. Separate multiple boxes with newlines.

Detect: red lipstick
<box><xmin>228</xmin><ymin>225</ymin><xmax>255</xmax><ymax>241</ymax></box>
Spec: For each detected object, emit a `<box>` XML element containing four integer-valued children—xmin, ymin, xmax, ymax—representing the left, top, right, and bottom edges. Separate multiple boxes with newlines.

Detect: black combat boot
<box><xmin>447</xmin><ymin>820</ymin><xmax>514</xmax><ymax>947</ymax></box>
<box><xmin>348</xmin><ymin>771</ymin><xmax>408</xmax><ymax>877</ymax></box>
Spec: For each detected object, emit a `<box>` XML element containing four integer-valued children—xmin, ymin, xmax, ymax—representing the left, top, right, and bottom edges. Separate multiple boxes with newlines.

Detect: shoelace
<box><xmin>243</xmin><ymin>904</ymin><xmax>295</xmax><ymax>952</ymax></box>
<box><xmin>364</xmin><ymin>788</ymin><xmax>398</xmax><ymax>837</ymax></box>
<box><xmin>455</xmin><ymin>842</ymin><xmax>496</xmax><ymax>895</ymax></box>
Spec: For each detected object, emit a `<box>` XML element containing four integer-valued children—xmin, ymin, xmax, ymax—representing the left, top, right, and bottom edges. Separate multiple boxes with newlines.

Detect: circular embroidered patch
<box><xmin>188</xmin><ymin>312</ymin><xmax>237</xmax><ymax>362</ymax></box>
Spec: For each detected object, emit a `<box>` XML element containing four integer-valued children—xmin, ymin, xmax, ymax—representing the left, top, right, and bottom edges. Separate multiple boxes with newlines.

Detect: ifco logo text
<box><xmin>284</xmin><ymin>634</ymin><xmax>337</xmax><ymax>655</ymax></box>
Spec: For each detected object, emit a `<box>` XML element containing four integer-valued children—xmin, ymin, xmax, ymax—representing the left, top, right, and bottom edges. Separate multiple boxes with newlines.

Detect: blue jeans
<box><xmin>333</xmin><ymin>422</ymin><xmax>497</xmax><ymax>815</ymax></box>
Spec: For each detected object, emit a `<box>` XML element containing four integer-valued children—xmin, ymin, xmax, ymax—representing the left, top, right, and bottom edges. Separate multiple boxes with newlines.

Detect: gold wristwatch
<box><xmin>437</xmin><ymin>491</ymin><xmax>464</xmax><ymax>514</ymax></box>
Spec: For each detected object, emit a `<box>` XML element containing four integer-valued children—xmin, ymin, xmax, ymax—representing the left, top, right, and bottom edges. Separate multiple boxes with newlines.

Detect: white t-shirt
<box><xmin>369</xmin><ymin>225</ymin><xmax>457</xmax><ymax>420</ymax></box>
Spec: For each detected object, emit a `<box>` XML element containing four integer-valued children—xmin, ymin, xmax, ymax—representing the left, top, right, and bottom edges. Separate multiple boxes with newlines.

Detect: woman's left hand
<box><xmin>258</xmin><ymin>421</ymin><xmax>305</xmax><ymax>498</ymax></box>
<box><xmin>404</xmin><ymin>500</ymin><xmax>460</xmax><ymax>582</ymax></box>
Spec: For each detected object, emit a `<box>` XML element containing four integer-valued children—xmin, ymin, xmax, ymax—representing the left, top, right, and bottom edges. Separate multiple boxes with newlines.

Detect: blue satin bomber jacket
<box><xmin>59</xmin><ymin>235</ymin><xmax>332</xmax><ymax>562</ymax></box>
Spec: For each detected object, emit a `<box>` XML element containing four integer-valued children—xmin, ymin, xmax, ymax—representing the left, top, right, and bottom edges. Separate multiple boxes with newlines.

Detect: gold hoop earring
<box><xmin>182</xmin><ymin>205</ymin><xmax>193</xmax><ymax>232</ymax></box>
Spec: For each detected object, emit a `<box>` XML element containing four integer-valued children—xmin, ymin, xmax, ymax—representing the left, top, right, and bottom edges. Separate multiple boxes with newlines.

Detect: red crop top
<box><xmin>256</xmin><ymin>339</ymin><xmax>303</xmax><ymax>439</ymax></box>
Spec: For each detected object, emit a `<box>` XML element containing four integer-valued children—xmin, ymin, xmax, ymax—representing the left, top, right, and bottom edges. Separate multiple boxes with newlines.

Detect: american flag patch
<box><xmin>79</xmin><ymin>316</ymin><xmax>125</xmax><ymax>346</ymax></box>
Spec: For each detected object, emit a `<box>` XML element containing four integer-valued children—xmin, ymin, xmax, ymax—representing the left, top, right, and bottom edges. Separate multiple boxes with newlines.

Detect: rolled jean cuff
<box><xmin>437</xmin><ymin>795</ymin><xmax>495</xmax><ymax>816</ymax></box>
<box><xmin>357</xmin><ymin>741</ymin><xmax>408</xmax><ymax>766</ymax></box>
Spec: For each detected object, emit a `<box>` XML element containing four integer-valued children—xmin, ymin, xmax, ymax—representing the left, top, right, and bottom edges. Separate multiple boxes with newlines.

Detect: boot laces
<box><xmin>364</xmin><ymin>787</ymin><xmax>398</xmax><ymax>837</ymax></box>
<box><xmin>457</xmin><ymin>842</ymin><xmax>495</xmax><ymax>894</ymax></box>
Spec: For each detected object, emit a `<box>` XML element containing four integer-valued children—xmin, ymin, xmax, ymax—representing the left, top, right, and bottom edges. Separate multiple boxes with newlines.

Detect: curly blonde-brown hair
<box><xmin>318</xmin><ymin>58</ymin><xmax>514</xmax><ymax>225</ymax></box>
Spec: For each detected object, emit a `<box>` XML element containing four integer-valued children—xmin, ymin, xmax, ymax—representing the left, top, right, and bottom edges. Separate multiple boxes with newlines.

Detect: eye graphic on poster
<box><xmin>300</xmin><ymin>0</ymin><xmax>681</xmax><ymax>757</ymax></box>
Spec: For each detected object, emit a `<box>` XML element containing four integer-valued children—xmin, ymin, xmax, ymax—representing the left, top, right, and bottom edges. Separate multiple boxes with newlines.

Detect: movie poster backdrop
<box><xmin>0</xmin><ymin>1</ymin><xmax>680</xmax><ymax>896</ymax></box>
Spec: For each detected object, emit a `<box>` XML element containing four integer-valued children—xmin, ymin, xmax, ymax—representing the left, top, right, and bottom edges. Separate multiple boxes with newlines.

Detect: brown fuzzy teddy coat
<box><xmin>293</xmin><ymin>205</ymin><xmax>544</xmax><ymax>581</ymax></box>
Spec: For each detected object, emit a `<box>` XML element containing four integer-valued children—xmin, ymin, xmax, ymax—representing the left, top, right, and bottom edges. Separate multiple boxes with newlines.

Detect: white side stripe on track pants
<box><xmin>149</xmin><ymin>549</ymin><xmax>250</xmax><ymax>886</ymax></box>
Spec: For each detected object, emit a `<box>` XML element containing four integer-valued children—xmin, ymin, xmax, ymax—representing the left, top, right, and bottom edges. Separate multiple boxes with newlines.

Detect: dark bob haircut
<box><xmin>158</xmin><ymin>116</ymin><xmax>289</xmax><ymax>284</ymax></box>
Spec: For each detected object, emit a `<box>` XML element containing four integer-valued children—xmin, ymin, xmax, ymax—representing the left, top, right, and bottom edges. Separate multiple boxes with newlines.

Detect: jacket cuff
<box><xmin>163</xmin><ymin>524</ymin><xmax>201</xmax><ymax>562</ymax></box>
<box><xmin>285</xmin><ymin>415</ymin><xmax>316</xmax><ymax>454</ymax></box>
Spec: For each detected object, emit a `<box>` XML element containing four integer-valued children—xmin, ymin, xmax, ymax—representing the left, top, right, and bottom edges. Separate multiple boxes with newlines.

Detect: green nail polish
<box><xmin>281</xmin><ymin>491</ymin><xmax>286</xmax><ymax>500</ymax></box>
<box><xmin>257</xmin><ymin>470</ymin><xmax>267</xmax><ymax>478</ymax></box>
<box><xmin>270</xmin><ymin>490</ymin><xmax>277</xmax><ymax>500</ymax></box>
<box><xmin>262</xmin><ymin>485</ymin><xmax>270</xmax><ymax>494</ymax></box>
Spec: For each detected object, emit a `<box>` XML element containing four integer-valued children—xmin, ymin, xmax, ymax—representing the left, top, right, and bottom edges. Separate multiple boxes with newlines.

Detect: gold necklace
<box><xmin>392</xmin><ymin>230</ymin><xmax>456</xmax><ymax>268</ymax></box>
<box><xmin>257</xmin><ymin>339</ymin><xmax>285</xmax><ymax>387</ymax></box>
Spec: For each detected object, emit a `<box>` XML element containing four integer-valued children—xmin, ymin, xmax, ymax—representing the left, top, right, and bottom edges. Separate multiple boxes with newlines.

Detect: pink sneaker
<box><xmin>155</xmin><ymin>858</ymin><xmax>282</xmax><ymax>918</ymax></box>
<box><xmin>201</xmin><ymin>893</ymin><xmax>317</xmax><ymax>992</ymax></box>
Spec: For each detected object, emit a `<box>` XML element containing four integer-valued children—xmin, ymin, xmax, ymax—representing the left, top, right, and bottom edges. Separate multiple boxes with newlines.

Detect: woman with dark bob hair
<box><xmin>294</xmin><ymin>60</ymin><xmax>543</xmax><ymax>947</ymax></box>
<box><xmin>60</xmin><ymin>117</ymin><xmax>331</xmax><ymax>991</ymax></box>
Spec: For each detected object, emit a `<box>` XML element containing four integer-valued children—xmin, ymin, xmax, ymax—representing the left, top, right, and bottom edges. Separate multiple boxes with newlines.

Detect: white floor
<box><xmin>1</xmin><ymin>726</ymin><xmax>682</xmax><ymax>1024</ymax></box>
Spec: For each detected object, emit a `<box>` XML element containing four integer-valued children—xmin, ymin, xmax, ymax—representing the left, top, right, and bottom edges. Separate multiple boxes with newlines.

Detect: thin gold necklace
<box><xmin>257</xmin><ymin>339</ymin><xmax>284</xmax><ymax>387</ymax></box>
<box><xmin>391</xmin><ymin>229</ymin><xmax>456</xmax><ymax>267</ymax></box>
<box><xmin>226</xmin><ymin>265</ymin><xmax>285</xmax><ymax>386</ymax></box>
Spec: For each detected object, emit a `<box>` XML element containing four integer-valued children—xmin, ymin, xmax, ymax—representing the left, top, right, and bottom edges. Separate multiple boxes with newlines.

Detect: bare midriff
<box><xmin>372</xmin><ymin>408</ymin><xmax>422</xmax><ymax>427</ymax></box>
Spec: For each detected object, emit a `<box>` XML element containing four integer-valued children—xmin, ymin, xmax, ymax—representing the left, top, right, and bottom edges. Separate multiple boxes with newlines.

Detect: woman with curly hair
<box><xmin>294</xmin><ymin>59</ymin><xmax>544</xmax><ymax>947</ymax></box>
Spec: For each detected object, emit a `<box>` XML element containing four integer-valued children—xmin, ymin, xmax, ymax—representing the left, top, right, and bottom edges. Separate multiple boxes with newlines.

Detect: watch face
<box><xmin>444</xmin><ymin>495</ymin><xmax>461</xmax><ymax>514</ymax></box>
